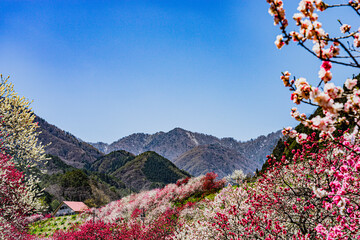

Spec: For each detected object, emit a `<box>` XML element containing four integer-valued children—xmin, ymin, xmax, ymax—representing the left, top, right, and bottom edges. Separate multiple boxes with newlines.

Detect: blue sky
<box><xmin>0</xmin><ymin>0</ymin><xmax>358</xmax><ymax>143</ymax></box>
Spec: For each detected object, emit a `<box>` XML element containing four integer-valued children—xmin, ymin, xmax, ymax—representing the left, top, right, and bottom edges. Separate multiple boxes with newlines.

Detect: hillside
<box><xmin>36</xmin><ymin>116</ymin><xmax>104</xmax><ymax>168</ymax></box>
<box><xmin>39</xmin><ymin>166</ymin><xmax>129</xmax><ymax>210</ymax></box>
<box><xmin>39</xmin><ymin>154</ymin><xmax>76</xmax><ymax>175</ymax></box>
<box><xmin>89</xmin><ymin>150</ymin><xmax>136</xmax><ymax>174</ymax></box>
<box><xmin>34</xmin><ymin>118</ymin><xmax>191</xmax><ymax>208</ymax></box>
<box><xmin>91</xmin><ymin>151</ymin><xmax>191</xmax><ymax>192</ymax></box>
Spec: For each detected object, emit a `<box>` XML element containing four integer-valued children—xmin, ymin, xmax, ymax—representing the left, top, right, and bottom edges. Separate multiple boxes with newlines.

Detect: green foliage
<box><xmin>142</xmin><ymin>151</ymin><xmax>191</xmax><ymax>185</ymax></box>
<box><xmin>89</xmin><ymin>150</ymin><xmax>135</xmax><ymax>174</ymax></box>
<box><xmin>173</xmin><ymin>187</ymin><xmax>222</xmax><ymax>207</ymax></box>
<box><xmin>29</xmin><ymin>215</ymin><xmax>85</xmax><ymax>237</ymax></box>
<box><xmin>86</xmin><ymin>170</ymin><xmax>126</xmax><ymax>189</ymax></box>
<box><xmin>60</xmin><ymin>169</ymin><xmax>90</xmax><ymax>188</ymax></box>
<box><xmin>43</xmin><ymin>154</ymin><xmax>76</xmax><ymax>173</ymax></box>
<box><xmin>37</xmin><ymin>163</ymin><xmax>131</xmax><ymax>210</ymax></box>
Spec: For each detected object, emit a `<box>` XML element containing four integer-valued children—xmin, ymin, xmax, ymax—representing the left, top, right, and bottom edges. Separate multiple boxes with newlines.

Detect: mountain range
<box><xmin>35</xmin><ymin>114</ymin><xmax>282</xmax><ymax>179</ymax></box>
<box><xmin>90</xmin><ymin>128</ymin><xmax>282</xmax><ymax>178</ymax></box>
<box><xmin>35</xmin><ymin>115</ymin><xmax>282</xmax><ymax>205</ymax></box>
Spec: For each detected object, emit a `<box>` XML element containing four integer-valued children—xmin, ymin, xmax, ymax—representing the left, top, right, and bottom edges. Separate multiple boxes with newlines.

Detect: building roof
<box><xmin>63</xmin><ymin>201</ymin><xmax>89</xmax><ymax>212</ymax></box>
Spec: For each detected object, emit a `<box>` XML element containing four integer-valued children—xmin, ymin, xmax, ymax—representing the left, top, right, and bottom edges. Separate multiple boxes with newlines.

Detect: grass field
<box><xmin>28</xmin><ymin>214</ymin><xmax>87</xmax><ymax>238</ymax></box>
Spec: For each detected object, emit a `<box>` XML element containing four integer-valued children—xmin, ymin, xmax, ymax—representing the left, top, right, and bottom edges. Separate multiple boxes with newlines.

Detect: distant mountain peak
<box><xmin>171</xmin><ymin>127</ymin><xmax>186</xmax><ymax>132</ymax></box>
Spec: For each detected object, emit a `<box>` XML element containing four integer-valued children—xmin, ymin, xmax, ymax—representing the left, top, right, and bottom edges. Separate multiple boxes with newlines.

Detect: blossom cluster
<box><xmin>267</xmin><ymin>0</ymin><xmax>359</xmax><ymax>70</ymax></box>
<box><xmin>53</xmin><ymin>173</ymin><xmax>225</xmax><ymax>239</ymax></box>
<box><xmin>173</xmin><ymin>135</ymin><xmax>360</xmax><ymax>239</ymax></box>
<box><xmin>279</xmin><ymin>60</ymin><xmax>360</xmax><ymax>144</ymax></box>
<box><xmin>267</xmin><ymin>0</ymin><xmax>360</xmax><ymax>238</ymax></box>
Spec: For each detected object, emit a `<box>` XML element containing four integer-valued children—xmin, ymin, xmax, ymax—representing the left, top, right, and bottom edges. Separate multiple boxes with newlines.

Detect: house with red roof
<box><xmin>53</xmin><ymin>201</ymin><xmax>89</xmax><ymax>217</ymax></box>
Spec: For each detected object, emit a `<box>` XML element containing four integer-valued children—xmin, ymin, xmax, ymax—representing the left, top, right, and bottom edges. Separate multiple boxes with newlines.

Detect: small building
<box><xmin>53</xmin><ymin>201</ymin><xmax>89</xmax><ymax>217</ymax></box>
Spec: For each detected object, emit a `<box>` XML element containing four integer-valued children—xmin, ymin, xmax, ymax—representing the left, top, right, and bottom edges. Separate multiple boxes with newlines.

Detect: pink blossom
<box><xmin>340</xmin><ymin>24</ymin><xmax>351</xmax><ymax>33</ymax></box>
<box><xmin>324</xmin><ymin>83</ymin><xmax>343</xmax><ymax>99</ymax></box>
<box><xmin>318</xmin><ymin>67</ymin><xmax>332</xmax><ymax>83</ymax></box>
<box><xmin>345</xmin><ymin>78</ymin><xmax>357</xmax><ymax>90</ymax></box>
<box><xmin>275</xmin><ymin>35</ymin><xmax>285</xmax><ymax>49</ymax></box>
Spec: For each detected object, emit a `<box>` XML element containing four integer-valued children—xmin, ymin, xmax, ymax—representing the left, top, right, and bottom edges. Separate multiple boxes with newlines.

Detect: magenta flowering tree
<box><xmin>0</xmin><ymin>152</ymin><xmax>37</xmax><ymax>239</ymax></box>
<box><xmin>0</xmin><ymin>78</ymin><xmax>46</xmax><ymax>239</ymax></box>
<box><xmin>174</xmin><ymin>138</ymin><xmax>360</xmax><ymax>238</ymax></box>
<box><xmin>53</xmin><ymin>220</ymin><xmax>119</xmax><ymax>240</ymax></box>
<box><xmin>238</xmin><ymin>135</ymin><xmax>360</xmax><ymax>239</ymax></box>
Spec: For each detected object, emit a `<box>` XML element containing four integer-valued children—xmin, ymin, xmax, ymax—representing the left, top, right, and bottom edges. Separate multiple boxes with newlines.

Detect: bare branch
<box><xmin>337</xmin><ymin>40</ymin><xmax>360</xmax><ymax>67</ymax></box>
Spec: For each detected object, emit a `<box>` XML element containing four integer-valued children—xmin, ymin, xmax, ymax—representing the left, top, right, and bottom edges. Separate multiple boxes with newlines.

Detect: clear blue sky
<box><xmin>0</xmin><ymin>0</ymin><xmax>357</xmax><ymax>143</ymax></box>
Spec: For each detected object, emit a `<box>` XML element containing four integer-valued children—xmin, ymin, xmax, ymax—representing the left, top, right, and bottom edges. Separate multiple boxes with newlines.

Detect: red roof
<box><xmin>63</xmin><ymin>201</ymin><xmax>89</xmax><ymax>212</ymax></box>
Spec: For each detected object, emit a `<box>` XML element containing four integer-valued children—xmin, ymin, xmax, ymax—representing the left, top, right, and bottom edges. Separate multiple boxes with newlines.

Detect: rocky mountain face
<box><xmin>89</xmin><ymin>128</ymin><xmax>282</xmax><ymax>177</ymax></box>
<box><xmin>174</xmin><ymin>144</ymin><xmax>251</xmax><ymax>178</ymax></box>
<box><xmin>92</xmin><ymin>128</ymin><xmax>221</xmax><ymax>159</ymax></box>
<box><xmin>234</xmin><ymin>131</ymin><xmax>284</xmax><ymax>172</ymax></box>
<box><xmin>90</xmin><ymin>142</ymin><xmax>110</xmax><ymax>154</ymax></box>
<box><xmin>36</xmin><ymin>116</ymin><xmax>104</xmax><ymax>168</ymax></box>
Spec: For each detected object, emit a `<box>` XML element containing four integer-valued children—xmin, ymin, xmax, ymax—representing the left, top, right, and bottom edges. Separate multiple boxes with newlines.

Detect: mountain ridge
<box><xmin>89</xmin><ymin>128</ymin><xmax>282</xmax><ymax>177</ymax></box>
<box><xmin>36</xmin><ymin>116</ymin><xmax>104</xmax><ymax>168</ymax></box>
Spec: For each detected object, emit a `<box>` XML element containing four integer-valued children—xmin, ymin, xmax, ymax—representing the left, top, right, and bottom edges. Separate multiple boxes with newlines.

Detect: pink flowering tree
<box><xmin>261</xmin><ymin>0</ymin><xmax>360</xmax><ymax>238</ymax></box>
<box><xmin>175</xmin><ymin>184</ymin><xmax>250</xmax><ymax>239</ymax></box>
<box><xmin>267</xmin><ymin>0</ymin><xmax>359</xmax><ymax>137</ymax></box>
<box><xmin>176</xmin><ymin>1</ymin><xmax>360</xmax><ymax>239</ymax></box>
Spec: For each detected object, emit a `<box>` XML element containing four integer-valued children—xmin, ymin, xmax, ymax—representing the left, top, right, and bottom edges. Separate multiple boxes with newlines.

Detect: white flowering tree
<box><xmin>0</xmin><ymin>75</ymin><xmax>47</xmax><ymax>168</ymax></box>
<box><xmin>225</xmin><ymin>169</ymin><xmax>245</xmax><ymax>186</ymax></box>
<box><xmin>0</xmin><ymin>76</ymin><xmax>46</xmax><ymax>238</ymax></box>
